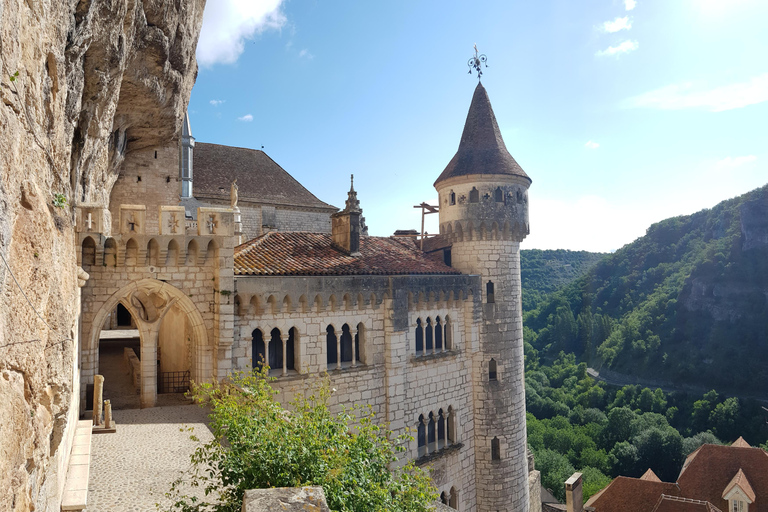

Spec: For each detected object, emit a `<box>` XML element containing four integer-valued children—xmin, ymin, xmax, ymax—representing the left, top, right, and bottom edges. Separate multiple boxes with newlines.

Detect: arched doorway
<box><xmin>93</xmin><ymin>301</ymin><xmax>142</xmax><ymax>410</ymax></box>
<box><xmin>84</xmin><ymin>279</ymin><xmax>211</xmax><ymax>409</ymax></box>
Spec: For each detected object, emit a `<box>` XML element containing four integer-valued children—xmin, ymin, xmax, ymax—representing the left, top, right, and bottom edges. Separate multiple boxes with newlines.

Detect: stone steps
<box><xmin>61</xmin><ymin>420</ymin><xmax>93</xmax><ymax>511</ymax></box>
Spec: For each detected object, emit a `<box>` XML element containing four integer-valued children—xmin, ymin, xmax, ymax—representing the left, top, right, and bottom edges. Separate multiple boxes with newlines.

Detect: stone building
<box><xmin>75</xmin><ymin>81</ymin><xmax>539</xmax><ymax>511</ymax></box>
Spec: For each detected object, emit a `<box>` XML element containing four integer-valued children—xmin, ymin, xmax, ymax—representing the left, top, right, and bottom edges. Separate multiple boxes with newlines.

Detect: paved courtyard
<box><xmin>87</xmin><ymin>404</ymin><xmax>215</xmax><ymax>512</ymax></box>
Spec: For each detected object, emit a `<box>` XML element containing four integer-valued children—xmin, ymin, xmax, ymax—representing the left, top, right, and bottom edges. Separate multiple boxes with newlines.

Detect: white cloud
<box><xmin>625</xmin><ymin>0</ymin><xmax>637</xmax><ymax>10</ymax></box>
<box><xmin>238</xmin><ymin>114</ymin><xmax>254</xmax><ymax>122</ymax></box>
<box><xmin>197</xmin><ymin>0</ymin><xmax>286</xmax><ymax>67</ymax></box>
<box><xmin>585</xmin><ymin>141</ymin><xmax>600</xmax><ymax>149</ymax></box>
<box><xmin>603</xmin><ymin>16</ymin><xmax>632</xmax><ymax>33</ymax></box>
<box><xmin>298</xmin><ymin>48</ymin><xmax>314</xmax><ymax>59</ymax></box>
<box><xmin>596</xmin><ymin>40</ymin><xmax>639</xmax><ymax>57</ymax></box>
<box><xmin>623</xmin><ymin>73</ymin><xmax>768</xmax><ymax>112</ymax></box>
<box><xmin>716</xmin><ymin>155</ymin><xmax>757</xmax><ymax>168</ymax></box>
<box><xmin>209</xmin><ymin>99</ymin><xmax>225</xmax><ymax>106</ymax></box>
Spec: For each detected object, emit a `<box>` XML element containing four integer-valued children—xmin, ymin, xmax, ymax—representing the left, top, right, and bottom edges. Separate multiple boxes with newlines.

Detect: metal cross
<box><xmin>206</xmin><ymin>215</ymin><xmax>218</xmax><ymax>234</ymax></box>
<box><xmin>168</xmin><ymin>212</ymin><xmax>179</xmax><ymax>234</ymax></box>
<box><xmin>468</xmin><ymin>44</ymin><xmax>488</xmax><ymax>81</ymax></box>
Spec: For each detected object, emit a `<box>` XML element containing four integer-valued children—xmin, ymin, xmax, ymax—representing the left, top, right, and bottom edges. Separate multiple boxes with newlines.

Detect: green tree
<box><xmin>167</xmin><ymin>370</ymin><xmax>436</xmax><ymax>512</ymax></box>
<box><xmin>536</xmin><ymin>449</ymin><xmax>576</xmax><ymax>502</ymax></box>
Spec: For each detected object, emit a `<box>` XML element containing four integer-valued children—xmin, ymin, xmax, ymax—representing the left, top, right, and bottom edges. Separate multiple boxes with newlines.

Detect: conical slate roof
<box><xmin>434</xmin><ymin>83</ymin><xmax>530</xmax><ymax>186</ymax></box>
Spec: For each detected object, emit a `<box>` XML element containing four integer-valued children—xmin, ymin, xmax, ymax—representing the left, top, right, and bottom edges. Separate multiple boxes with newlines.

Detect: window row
<box><xmin>326</xmin><ymin>323</ymin><xmax>365</xmax><ymax>370</ymax></box>
<box><xmin>439</xmin><ymin>487</ymin><xmax>459</xmax><ymax>509</ymax></box>
<box><xmin>414</xmin><ymin>316</ymin><xmax>453</xmax><ymax>356</ymax></box>
<box><xmin>417</xmin><ymin>407</ymin><xmax>457</xmax><ymax>458</ymax></box>
<box><xmin>81</xmin><ymin>236</ymin><xmax>218</xmax><ymax>267</ymax></box>
<box><xmin>447</xmin><ymin>186</ymin><xmax>527</xmax><ymax>206</ymax></box>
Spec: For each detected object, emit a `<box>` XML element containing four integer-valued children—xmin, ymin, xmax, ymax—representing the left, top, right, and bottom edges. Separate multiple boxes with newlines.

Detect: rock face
<box><xmin>0</xmin><ymin>1</ymin><xmax>205</xmax><ymax>510</ymax></box>
<box><xmin>241</xmin><ymin>487</ymin><xmax>332</xmax><ymax>512</ymax></box>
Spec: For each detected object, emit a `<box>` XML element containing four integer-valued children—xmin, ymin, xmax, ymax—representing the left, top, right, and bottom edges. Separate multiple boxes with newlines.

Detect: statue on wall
<box><xmin>231</xmin><ymin>178</ymin><xmax>239</xmax><ymax>209</ymax></box>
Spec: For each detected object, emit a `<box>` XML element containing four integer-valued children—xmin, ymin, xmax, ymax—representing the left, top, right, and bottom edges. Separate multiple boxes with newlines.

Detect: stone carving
<box><xmin>168</xmin><ymin>212</ymin><xmax>179</xmax><ymax>234</ymax></box>
<box><xmin>231</xmin><ymin>179</ymin><xmax>239</xmax><ymax>209</ymax></box>
<box><xmin>130</xmin><ymin>291</ymin><xmax>169</xmax><ymax>323</ymax></box>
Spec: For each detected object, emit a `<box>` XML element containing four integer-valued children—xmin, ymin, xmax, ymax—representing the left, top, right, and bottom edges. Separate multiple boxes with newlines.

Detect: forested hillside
<box><xmin>521</xmin><ymin>249</ymin><xmax>606</xmax><ymax>311</ymax></box>
<box><xmin>525</xmin><ymin>184</ymin><xmax>768</xmax><ymax>393</ymax></box>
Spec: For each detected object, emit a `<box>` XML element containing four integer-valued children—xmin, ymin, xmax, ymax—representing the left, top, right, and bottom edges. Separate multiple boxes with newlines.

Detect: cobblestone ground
<box><xmin>88</xmin><ymin>405</ymin><xmax>215</xmax><ymax>512</ymax></box>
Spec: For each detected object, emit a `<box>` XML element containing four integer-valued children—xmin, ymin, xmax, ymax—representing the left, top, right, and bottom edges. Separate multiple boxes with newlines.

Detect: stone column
<box><xmin>93</xmin><ymin>375</ymin><xmax>104</xmax><ymax>426</ymax></box>
<box><xmin>104</xmin><ymin>400</ymin><xmax>113</xmax><ymax>429</ymax></box>
<box><xmin>351</xmin><ymin>333</ymin><xmax>357</xmax><ymax>368</ymax></box>
<box><xmin>264</xmin><ymin>340</ymin><xmax>270</xmax><ymax>373</ymax></box>
<box><xmin>336</xmin><ymin>334</ymin><xmax>341</xmax><ymax>370</ymax></box>
<box><xmin>281</xmin><ymin>333</ymin><xmax>288</xmax><ymax>376</ymax></box>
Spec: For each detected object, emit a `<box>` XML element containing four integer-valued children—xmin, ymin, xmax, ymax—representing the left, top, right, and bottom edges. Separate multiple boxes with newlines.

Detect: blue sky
<box><xmin>189</xmin><ymin>0</ymin><xmax>767</xmax><ymax>252</ymax></box>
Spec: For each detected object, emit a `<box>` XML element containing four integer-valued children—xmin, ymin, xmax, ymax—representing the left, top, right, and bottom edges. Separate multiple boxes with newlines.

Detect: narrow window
<box><xmin>443</xmin><ymin>248</ymin><xmax>451</xmax><ymax>267</ymax></box>
<box><xmin>269</xmin><ymin>328</ymin><xmax>282</xmax><ymax>371</ymax></box>
<box><xmin>154</xmin><ymin>150</ymin><xmax>158</xmax><ymax>159</ymax></box>
<box><xmin>425</xmin><ymin>318</ymin><xmax>433</xmax><ymax>352</ymax></box>
<box><xmin>438</xmin><ymin>409</ymin><xmax>446</xmax><ymax>449</ymax></box>
<box><xmin>489</xmin><ymin>358</ymin><xmax>497</xmax><ymax>381</ymax></box>
<box><xmin>444</xmin><ymin>316</ymin><xmax>453</xmax><ymax>350</ymax></box>
<box><xmin>492</xmin><ymin>437</ymin><xmax>501</xmax><ymax>460</ymax></box>
<box><xmin>441</xmin><ymin>492</ymin><xmax>448</xmax><ymax>505</ymax></box>
<box><xmin>449</xmin><ymin>191</ymin><xmax>456</xmax><ymax>205</ymax></box>
<box><xmin>417</xmin><ymin>415</ymin><xmax>426</xmax><ymax>457</ymax></box>
<box><xmin>252</xmin><ymin>329</ymin><xmax>265</xmax><ymax>370</ymax></box>
<box><xmin>124</xmin><ymin>239</ymin><xmax>138</xmax><ymax>266</ymax></box>
<box><xmin>166</xmin><ymin>239</ymin><xmax>179</xmax><ymax>266</ymax></box>
<box><xmin>469</xmin><ymin>187</ymin><xmax>479</xmax><ymax>203</ymax></box>
<box><xmin>355</xmin><ymin>324</ymin><xmax>363</xmax><ymax>363</ymax></box>
<box><xmin>341</xmin><ymin>324</ymin><xmax>353</xmax><ymax>363</ymax></box>
<box><xmin>415</xmin><ymin>318</ymin><xmax>424</xmax><ymax>354</ymax></box>
<box><xmin>428</xmin><ymin>412</ymin><xmax>436</xmax><ymax>449</ymax></box>
<box><xmin>449</xmin><ymin>487</ymin><xmax>458</xmax><ymax>509</ymax></box>
<box><xmin>326</xmin><ymin>325</ymin><xmax>337</xmax><ymax>368</ymax></box>
<box><xmin>146</xmin><ymin>239</ymin><xmax>159</xmax><ymax>266</ymax></box>
<box><xmin>103</xmin><ymin>238</ymin><xmax>117</xmax><ymax>266</ymax></box>
<box><xmin>486</xmin><ymin>281</ymin><xmax>495</xmax><ymax>303</ymax></box>
<box><xmin>447</xmin><ymin>406</ymin><xmax>456</xmax><ymax>444</ymax></box>
<box><xmin>287</xmin><ymin>327</ymin><xmax>297</xmax><ymax>371</ymax></box>
<box><xmin>435</xmin><ymin>317</ymin><xmax>443</xmax><ymax>351</ymax></box>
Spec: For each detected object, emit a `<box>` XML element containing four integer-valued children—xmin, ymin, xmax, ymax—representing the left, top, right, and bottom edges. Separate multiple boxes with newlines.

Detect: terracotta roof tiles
<box><xmin>235</xmin><ymin>232</ymin><xmax>462</xmax><ymax>276</ymax></box>
<box><xmin>722</xmin><ymin>469</ymin><xmax>756</xmax><ymax>502</ymax></box>
<box><xmin>652</xmin><ymin>495</ymin><xmax>722</xmax><ymax>512</ymax></box>
<box><xmin>584</xmin><ymin>476</ymin><xmax>681</xmax><ymax>512</ymax></box>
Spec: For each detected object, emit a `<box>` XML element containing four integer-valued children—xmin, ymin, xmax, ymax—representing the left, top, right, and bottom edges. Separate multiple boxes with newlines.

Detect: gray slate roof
<box><xmin>434</xmin><ymin>83</ymin><xmax>531</xmax><ymax>186</ymax></box>
<box><xmin>193</xmin><ymin>142</ymin><xmax>337</xmax><ymax>210</ymax></box>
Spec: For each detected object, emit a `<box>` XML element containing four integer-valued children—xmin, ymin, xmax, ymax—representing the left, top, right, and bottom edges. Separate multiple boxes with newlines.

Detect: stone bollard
<box><xmin>104</xmin><ymin>400</ymin><xmax>113</xmax><ymax>429</ymax></box>
<box><xmin>93</xmin><ymin>375</ymin><xmax>104</xmax><ymax>426</ymax></box>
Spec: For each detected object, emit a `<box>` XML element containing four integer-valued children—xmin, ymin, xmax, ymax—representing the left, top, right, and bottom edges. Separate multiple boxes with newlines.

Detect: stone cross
<box><xmin>207</xmin><ymin>215</ymin><xmax>218</xmax><ymax>234</ymax></box>
<box><xmin>168</xmin><ymin>212</ymin><xmax>179</xmax><ymax>234</ymax></box>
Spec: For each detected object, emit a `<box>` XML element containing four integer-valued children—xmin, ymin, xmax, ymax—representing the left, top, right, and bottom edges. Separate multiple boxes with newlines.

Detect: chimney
<box><xmin>332</xmin><ymin>175</ymin><xmax>362</xmax><ymax>256</ymax></box>
<box><xmin>565</xmin><ymin>472</ymin><xmax>583</xmax><ymax>512</ymax></box>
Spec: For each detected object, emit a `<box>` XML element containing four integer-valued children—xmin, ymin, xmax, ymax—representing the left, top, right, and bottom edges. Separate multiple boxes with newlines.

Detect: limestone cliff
<box><xmin>0</xmin><ymin>1</ymin><xmax>205</xmax><ymax>510</ymax></box>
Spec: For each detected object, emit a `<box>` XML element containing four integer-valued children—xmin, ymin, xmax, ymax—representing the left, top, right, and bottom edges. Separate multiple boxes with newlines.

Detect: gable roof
<box><xmin>234</xmin><ymin>232</ymin><xmax>462</xmax><ymax>276</ymax></box>
<box><xmin>652</xmin><ymin>495</ymin><xmax>722</xmax><ymax>512</ymax></box>
<box><xmin>677</xmin><ymin>444</ymin><xmax>768</xmax><ymax>512</ymax></box>
<box><xmin>722</xmin><ymin>469</ymin><xmax>756</xmax><ymax>503</ymax></box>
<box><xmin>732</xmin><ymin>437</ymin><xmax>752</xmax><ymax>448</ymax></box>
<box><xmin>193</xmin><ymin>143</ymin><xmax>336</xmax><ymax>210</ymax></box>
<box><xmin>585</xmin><ymin>476</ymin><xmax>681</xmax><ymax>512</ymax></box>
<box><xmin>434</xmin><ymin>83</ymin><xmax>530</xmax><ymax>187</ymax></box>
<box><xmin>642</xmin><ymin>469</ymin><xmax>663</xmax><ymax>482</ymax></box>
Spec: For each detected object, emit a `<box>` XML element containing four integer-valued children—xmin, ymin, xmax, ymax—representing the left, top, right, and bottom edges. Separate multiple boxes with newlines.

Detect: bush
<box><xmin>166</xmin><ymin>370</ymin><xmax>437</xmax><ymax>512</ymax></box>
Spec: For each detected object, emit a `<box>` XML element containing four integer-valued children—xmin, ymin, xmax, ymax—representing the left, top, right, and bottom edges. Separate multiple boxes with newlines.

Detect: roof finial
<box><xmin>350</xmin><ymin>174</ymin><xmax>355</xmax><ymax>192</ymax></box>
<box><xmin>467</xmin><ymin>44</ymin><xmax>488</xmax><ymax>81</ymax></box>
<box><xmin>344</xmin><ymin>174</ymin><xmax>361</xmax><ymax>213</ymax></box>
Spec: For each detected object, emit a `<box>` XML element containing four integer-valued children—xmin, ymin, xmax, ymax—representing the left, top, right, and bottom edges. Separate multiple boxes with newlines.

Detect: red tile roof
<box><xmin>642</xmin><ymin>469</ymin><xmax>663</xmax><ymax>482</ymax></box>
<box><xmin>732</xmin><ymin>437</ymin><xmax>751</xmax><ymax>448</ymax></box>
<box><xmin>677</xmin><ymin>444</ymin><xmax>768</xmax><ymax>512</ymax></box>
<box><xmin>652</xmin><ymin>495</ymin><xmax>722</xmax><ymax>512</ymax></box>
<box><xmin>235</xmin><ymin>232</ymin><xmax>463</xmax><ymax>276</ymax></box>
<box><xmin>585</xmin><ymin>476</ymin><xmax>681</xmax><ymax>512</ymax></box>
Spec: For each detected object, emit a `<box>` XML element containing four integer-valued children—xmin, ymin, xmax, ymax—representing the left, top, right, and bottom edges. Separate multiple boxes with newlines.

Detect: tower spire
<box><xmin>344</xmin><ymin>174</ymin><xmax>361</xmax><ymax>213</ymax></box>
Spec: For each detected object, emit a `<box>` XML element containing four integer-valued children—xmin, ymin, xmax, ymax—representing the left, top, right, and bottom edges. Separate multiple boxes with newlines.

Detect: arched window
<box><xmin>417</xmin><ymin>415</ymin><xmax>426</xmax><ymax>457</ymax></box>
<box><xmin>435</xmin><ymin>317</ymin><xmax>443</xmax><ymax>351</ymax></box>
<box><xmin>287</xmin><ymin>327</ymin><xmax>297</xmax><ymax>371</ymax></box>
<box><xmin>415</xmin><ymin>318</ymin><xmax>424</xmax><ymax>354</ymax></box>
<box><xmin>355</xmin><ymin>323</ymin><xmax>364</xmax><ymax>364</ymax></box>
<box><xmin>441</xmin><ymin>492</ymin><xmax>448</xmax><ymax>505</ymax></box>
<box><xmin>469</xmin><ymin>187</ymin><xmax>479</xmax><ymax>203</ymax></box>
<box><xmin>125</xmin><ymin>238</ymin><xmax>138</xmax><ymax>266</ymax></box>
<box><xmin>492</xmin><ymin>437</ymin><xmax>501</xmax><ymax>460</ymax></box>
<box><xmin>269</xmin><ymin>328</ymin><xmax>282</xmax><ymax>371</ymax></box>
<box><xmin>166</xmin><ymin>239</ymin><xmax>179</xmax><ymax>266</ymax></box>
<box><xmin>486</xmin><ymin>281</ymin><xmax>495</xmax><ymax>303</ymax></box>
<box><xmin>427</xmin><ymin>412</ymin><xmax>436</xmax><ymax>451</ymax></box>
<box><xmin>449</xmin><ymin>487</ymin><xmax>458</xmax><ymax>509</ymax></box>
<box><xmin>326</xmin><ymin>325</ymin><xmax>337</xmax><ymax>369</ymax></box>
<box><xmin>146</xmin><ymin>239</ymin><xmax>159</xmax><ymax>266</ymax></box>
<box><xmin>444</xmin><ymin>315</ymin><xmax>453</xmax><ymax>350</ymax></box>
<box><xmin>438</xmin><ymin>409</ymin><xmax>446</xmax><ymax>449</ymax></box>
<box><xmin>341</xmin><ymin>324</ymin><xmax>353</xmax><ymax>363</ymax></box>
<box><xmin>425</xmin><ymin>318</ymin><xmax>433</xmax><ymax>352</ymax></box>
<box><xmin>449</xmin><ymin>191</ymin><xmax>456</xmax><ymax>205</ymax></box>
<box><xmin>447</xmin><ymin>406</ymin><xmax>456</xmax><ymax>444</ymax></box>
<box><xmin>103</xmin><ymin>238</ymin><xmax>117</xmax><ymax>266</ymax></box>
<box><xmin>252</xmin><ymin>329</ymin><xmax>265</xmax><ymax>371</ymax></box>
<box><xmin>489</xmin><ymin>358</ymin><xmax>497</xmax><ymax>381</ymax></box>
<box><xmin>206</xmin><ymin>239</ymin><xmax>219</xmax><ymax>265</ymax></box>
<box><xmin>81</xmin><ymin>237</ymin><xmax>96</xmax><ymax>266</ymax></box>
<box><xmin>494</xmin><ymin>187</ymin><xmax>503</xmax><ymax>202</ymax></box>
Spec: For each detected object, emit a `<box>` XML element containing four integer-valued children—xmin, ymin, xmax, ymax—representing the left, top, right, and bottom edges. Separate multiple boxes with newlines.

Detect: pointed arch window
<box><xmin>438</xmin><ymin>409</ymin><xmax>446</xmax><ymax>449</ymax></box>
<box><xmin>269</xmin><ymin>328</ymin><xmax>283</xmax><ymax>370</ymax></box>
<box><xmin>494</xmin><ymin>187</ymin><xmax>504</xmax><ymax>202</ymax></box>
<box><xmin>252</xmin><ymin>329</ymin><xmax>265</xmax><ymax>371</ymax></box>
<box><xmin>469</xmin><ymin>187</ymin><xmax>479</xmax><ymax>203</ymax></box>
<box><xmin>427</xmin><ymin>412</ymin><xmax>436</xmax><ymax>451</ymax></box>
<box><xmin>425</xmin><ymin>318</ymin><xmax>434</xmax><ymax>352</ymax></box>
<box><xmin>417</xmin><ymin>414</ymin><xmax>427</xmax><ymax>457</ymax></box>
<box><xmin>81</xmin><ymin>237</ymin><xmax>96</xmax><ymax>266</ymax></box>
<box><xmin>287</xmin><ymin>327</ymin><xmax>297</xmax><ymax>371</ymax></box>
<box><xmin>492</xmin><ymin>437</ymin><xmax>501</xmax><ymax>460</ymax></box>
<box><xmin>489</xmin><ymin>358</ymin><xmax>497</xmax><ymax>381</ymax></box>
<box><xmin>449</xmin><ymin>191</ymin><xmax>456</xmax><ymax>205</ymax></box>
<box><xmin>415</xmin><ymin>318</ymin><xmax>424</xmax><ymax>354</ymax></box>
<box><xmin>341</xmin><ymin>324</ymin><xmax>354</xmax><ymax>363</ymax></box>
<box><xmin>435</xmin><ymin>316</ymin><xmax>443</xmax><ymax>351</ymax></box>
<box><xmin>326</xmin><ymin>325</ymin><xmax>338</xmax><ymax>369</ymax></box>
<box><xmin>486</xmin><ymin>281</ymin><xmax>495</xmax><ymax>303</ymax></box>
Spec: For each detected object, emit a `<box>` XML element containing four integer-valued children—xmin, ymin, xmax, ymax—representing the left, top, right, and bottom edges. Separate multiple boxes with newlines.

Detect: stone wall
<box><xmin>0</xmin><ymin>1</ymin><xmax>205</xmax><ymax>509</ymax></box>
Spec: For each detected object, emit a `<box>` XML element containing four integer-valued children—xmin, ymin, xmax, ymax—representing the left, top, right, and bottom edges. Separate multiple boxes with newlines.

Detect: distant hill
<box><xmin>521</xmin><ymin>249</ymin><xmax>607</xmax><ymax>311</ymax></box>
<box><xmin>524</xmin><ymin>184</ymin><xmax>768</xmax><ymax>393</ymax></box>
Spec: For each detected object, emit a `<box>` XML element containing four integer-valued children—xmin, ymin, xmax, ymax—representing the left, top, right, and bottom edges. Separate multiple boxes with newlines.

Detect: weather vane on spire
<box><xmin>468</xmin><ymin>44</ymin><xmax>488</xmax><ymax>81</ymax></box>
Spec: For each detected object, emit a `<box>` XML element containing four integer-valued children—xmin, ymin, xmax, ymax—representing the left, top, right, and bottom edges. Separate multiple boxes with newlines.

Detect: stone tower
<box><xmin>434</xmin><ymin>82</ymin><xmax>532</xmax><ymax>511</ymax></box>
